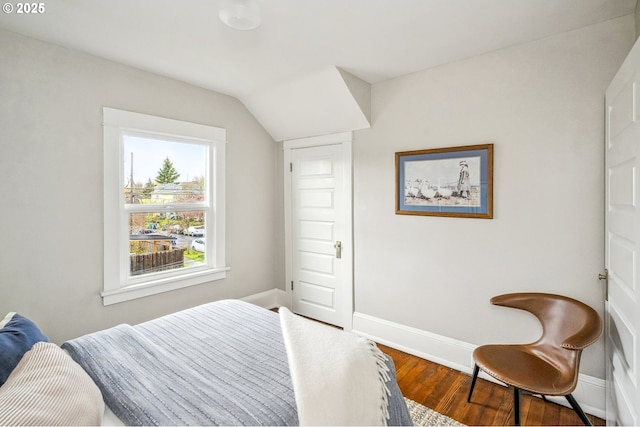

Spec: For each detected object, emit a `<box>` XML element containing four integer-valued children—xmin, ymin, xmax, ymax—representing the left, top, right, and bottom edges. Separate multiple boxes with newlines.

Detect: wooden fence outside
<box><xmin>130</xmin><ymin>248</ymin><xmax>186</xmax><ymax>276</ymax></box>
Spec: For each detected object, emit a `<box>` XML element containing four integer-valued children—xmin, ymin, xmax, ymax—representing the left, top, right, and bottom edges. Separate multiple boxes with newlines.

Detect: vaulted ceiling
<box><xmin>1</xmin><ymin>0</ymin><xmax>636</xmax><ymax>140</ymax></box>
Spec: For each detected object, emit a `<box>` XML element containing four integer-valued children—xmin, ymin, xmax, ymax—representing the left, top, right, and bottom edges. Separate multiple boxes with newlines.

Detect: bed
<box><xmin>0</xmin><ymin>300</ymin><xmax>411</xmax><ymax>426</ymax></box>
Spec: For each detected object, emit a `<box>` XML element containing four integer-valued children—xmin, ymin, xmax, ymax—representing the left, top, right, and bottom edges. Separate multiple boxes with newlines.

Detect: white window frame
<box><xmin>102</xmin><ymin>107</ymin><xmax>227</xmax><ymax>305</ymax></box>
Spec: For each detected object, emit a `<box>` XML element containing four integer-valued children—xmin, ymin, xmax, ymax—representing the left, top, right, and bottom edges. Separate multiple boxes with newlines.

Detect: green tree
<box><xmin>142</xmin><ymin>178</ymin><xmax>156</xmax><ymax>198</ymax></box>
<box><xmin>155</xmin><ymin>157</ymin><xmax>180</xmax><ymax>184</ymax></box>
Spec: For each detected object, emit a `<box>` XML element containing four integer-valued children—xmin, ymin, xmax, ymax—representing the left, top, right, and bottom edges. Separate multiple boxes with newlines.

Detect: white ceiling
<box><xmin>0</xmin><ymin>0</ymin><xmax>636</xmax><ymax>139</ymax></box>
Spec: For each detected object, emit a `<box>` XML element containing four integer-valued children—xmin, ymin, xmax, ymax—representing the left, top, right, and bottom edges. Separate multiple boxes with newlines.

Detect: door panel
<box><xmin>298</xmin><ymin>281</ymin><xmax>334</xmax><ymax>309</ymax></box>
<box><xmin>287</xmin><ymin>141</ymin><xmax>351</xmax><ymax>328</ymax></box>
<box><xmin>605</xmin><ymin>46</ymin><xmax>640</xmax><ymax>425</ymax></box>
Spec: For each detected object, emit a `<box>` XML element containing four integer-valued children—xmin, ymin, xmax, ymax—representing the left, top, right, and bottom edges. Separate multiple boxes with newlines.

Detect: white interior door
<box><xmin>604</xmin><ymin>39</ymin><xmax>640</xmax><ymax>426</ymax></box>
<box><xmin>284</xmin><ymin>133</ymin><xmax>353</xmax><ymax>329</ymax></box>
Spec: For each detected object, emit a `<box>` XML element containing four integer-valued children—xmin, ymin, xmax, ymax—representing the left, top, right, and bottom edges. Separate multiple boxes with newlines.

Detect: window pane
<box><xmin>123</xmin><ymin>134</ymin><xmax>207</xmax><ymax>205</ymax></box>
<box><xmin>128</xmin><ymin>212</ymin><xmax>206</xmax><ymax>277</ymax></box>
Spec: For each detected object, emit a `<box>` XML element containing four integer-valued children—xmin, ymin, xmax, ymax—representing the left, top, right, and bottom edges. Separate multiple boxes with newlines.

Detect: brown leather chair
<box><xmin>466</xmin><ymin>293</ymin><xmax>602</xmax><ymax>426</ymax></box>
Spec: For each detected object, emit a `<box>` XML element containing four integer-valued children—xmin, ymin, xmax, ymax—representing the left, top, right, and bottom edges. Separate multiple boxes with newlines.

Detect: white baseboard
<box><xmin>241</xmin><ymin>288</ymin><xmax>288</xmax><ymax>309</ymax></box>
<box><xmin>352</xmin><ymin>311</ymin><xmax>605</xmax><ymax>419</ymax></box>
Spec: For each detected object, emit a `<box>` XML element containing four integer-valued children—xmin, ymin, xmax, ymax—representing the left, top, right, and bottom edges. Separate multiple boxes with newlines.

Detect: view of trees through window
<box><xmin>124</xmin><ymin>134</ymin><xmax>209</xmax><ymax>276</ymax></box>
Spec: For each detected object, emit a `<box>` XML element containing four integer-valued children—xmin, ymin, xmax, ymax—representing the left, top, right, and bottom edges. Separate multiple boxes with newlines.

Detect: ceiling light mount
<box><xmin>219</xmin><ymin>0</ymin><xmax>261</xmax><ymax>31</ymax></box>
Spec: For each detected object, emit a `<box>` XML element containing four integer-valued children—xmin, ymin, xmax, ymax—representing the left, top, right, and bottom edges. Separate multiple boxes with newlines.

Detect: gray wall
<box><xmin>352</xmin><ymin>15</ymin><xmax>635</xmax><ymax>379</ymax></box>
<box><xmin>0</xmin><ymin>29</ymin><xmax>279</xmax><ymax>344</ymax></box>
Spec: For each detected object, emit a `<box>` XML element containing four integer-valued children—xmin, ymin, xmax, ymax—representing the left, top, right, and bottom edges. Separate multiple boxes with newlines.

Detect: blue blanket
<box><xmin>63</xmin><ymin>300</ymin><xmax>411</xmax><ymax>426</ymax></box>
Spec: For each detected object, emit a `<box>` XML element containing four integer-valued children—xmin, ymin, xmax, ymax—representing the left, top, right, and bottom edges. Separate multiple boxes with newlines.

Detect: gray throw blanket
<box><xmin>62</xmin><ymin>300</ymin><xmax>411</xmax><ymax>426</ymax></box>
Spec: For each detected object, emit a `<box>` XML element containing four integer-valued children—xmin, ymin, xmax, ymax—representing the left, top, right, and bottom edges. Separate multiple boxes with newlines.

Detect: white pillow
<box><xmin>0</xmin><ymin>342</ymin><xmax>104</xmax><ymax>426</ymax></box>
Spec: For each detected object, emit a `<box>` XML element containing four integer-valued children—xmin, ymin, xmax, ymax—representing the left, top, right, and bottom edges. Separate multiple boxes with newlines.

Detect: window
<box><xmin>102</xmin><ymin>108</ymin><xmax>227</xmax><ymax>305</ymax></box>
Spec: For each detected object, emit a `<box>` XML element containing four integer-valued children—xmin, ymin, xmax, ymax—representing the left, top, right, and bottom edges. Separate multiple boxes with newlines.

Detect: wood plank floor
<box><xmin>378</xmin><ymin>344</ymin><xmax>605</xmax><ymax>426</ymax></box>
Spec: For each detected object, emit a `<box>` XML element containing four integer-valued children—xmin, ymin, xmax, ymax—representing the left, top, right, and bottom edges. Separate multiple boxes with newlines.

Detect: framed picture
<box><xmin>395</xmin><ymin>144</ymin><xmax>493</xmax><ymax>218</ymax></box>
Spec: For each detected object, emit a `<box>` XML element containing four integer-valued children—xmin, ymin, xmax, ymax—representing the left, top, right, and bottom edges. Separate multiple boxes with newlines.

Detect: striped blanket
<box><xmin>62</xmin><ymin>300</ymin><xmax>411</xmax><ymax>426</ymax></box>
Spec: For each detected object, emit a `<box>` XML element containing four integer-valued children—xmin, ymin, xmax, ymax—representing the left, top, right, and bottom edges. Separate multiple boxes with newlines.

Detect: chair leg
<box><xmin>513</xmin><ymin>387</ymin><xmax>521</xmax><ymax>426</ymax></box>
<box><xmin>467</xmin><ymin>364</ymin><xmax>480</xmax><ymax>402</ymax></box>
<box><xmin>565</xmin><ymin>394</ymin><xmax>592</xmax><ymax>426</ymax></box>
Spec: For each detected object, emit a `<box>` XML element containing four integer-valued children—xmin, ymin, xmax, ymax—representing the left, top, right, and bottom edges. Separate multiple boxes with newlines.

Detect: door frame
<box><xmin>283</xmin><ymin>131</ymin><xmax>353</xmax><ymax>330</ymax></box>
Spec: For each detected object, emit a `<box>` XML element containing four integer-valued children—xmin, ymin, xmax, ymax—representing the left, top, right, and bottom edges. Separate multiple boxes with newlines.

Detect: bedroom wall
<box><xmin>352</xmin><ymin>15</ymin><xmax>635</xmax><ymax>380</ymax></box>
<box><xmin>0</xmin><ymin>29</ymin><xmax>279</xmax><ymax>343</ymax></box>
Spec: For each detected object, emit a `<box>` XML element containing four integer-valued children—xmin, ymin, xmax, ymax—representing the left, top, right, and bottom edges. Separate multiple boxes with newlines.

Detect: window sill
<box><xmin>101</xmin><ymin>267</ymin><xmax>230</xmax><ymax>306</ymax></box>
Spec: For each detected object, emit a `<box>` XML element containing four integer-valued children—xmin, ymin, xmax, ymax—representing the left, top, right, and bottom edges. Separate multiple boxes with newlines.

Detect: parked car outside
<box><xmin>191</xmin><ymin>238</ymin><xmax>205</xmax><ymax>252</ymax></box>
<box><xmin>187</xmin><ymin>225</ymin><xmax>205</xmax><ymax>236</ymax></box>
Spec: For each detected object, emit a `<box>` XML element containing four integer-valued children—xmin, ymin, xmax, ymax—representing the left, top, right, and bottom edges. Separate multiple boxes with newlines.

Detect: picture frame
<box><xmin>395</xmin><ymin>144</ymin><xmax>493</xmax><ymax>218</ymax></box>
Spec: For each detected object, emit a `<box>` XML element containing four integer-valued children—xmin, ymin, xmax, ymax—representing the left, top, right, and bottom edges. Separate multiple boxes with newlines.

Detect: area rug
<box><xmin>404</xmin><ymin>398</ymin><xmax>465</xmax><ymax>426</ymax></box>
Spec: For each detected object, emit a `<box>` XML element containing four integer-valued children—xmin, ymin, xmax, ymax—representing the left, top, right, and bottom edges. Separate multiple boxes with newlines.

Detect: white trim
<box><xmin>241</xmin><ymin>288</ymin><xmax>288</xmax><ymax>309</ymax></box>
<box><xmin>283</xmin><ymin>131</ymin><xmax>352</xmax><ymax>149</ymax></box>
<box><xmin>103</xmin><ymin>108</ymin><xmax>225</xmax><ymax>141</ymax></box>
<box><xmin>102</xmin><ymin>268</ymin><xmax>230</xmax><ymax>306</ymax></box>
<box><xmin>353</xmin><ymin>311</ymin><xmax>475</xmax><ymax>373</ymax></box>
<box><xmin>102</xmin><ymin>107</ymin><xmax>227</xmax><ymax>306</ymax></box>
<box><xmin>283</xmin><ymin>132</ymin><xmax>354</xmax><ymax>330</ymax></box>
<box><xmin>283</xmin><ymin>148</ymin><xmax>293</xmax><ymax>310</ymax></box>
<box><xmin>352</xmin><ymin>311</ymin><xmax>606</xmax><ymax>419</ymax></box>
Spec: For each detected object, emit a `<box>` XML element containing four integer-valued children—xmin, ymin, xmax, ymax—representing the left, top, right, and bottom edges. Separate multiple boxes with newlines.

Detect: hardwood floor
<box><xmin>378</xmin><ymin>344</ymin><xmax>606</xmax><ymax>426</ymax></box>
<box><xmin>270</xmin><ymin>308</ymin><xmax>604</xmax><ymax>425</ymax></box>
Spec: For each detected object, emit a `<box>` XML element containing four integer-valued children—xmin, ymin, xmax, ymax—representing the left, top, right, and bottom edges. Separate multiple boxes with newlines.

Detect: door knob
<box><xmin>334</xmin><ymin>241</ymin><xmax>342</xmax><ymax>259</ymax></box>
<box><xmin>598</xmin><ymin>269</ymin><xmax>608</xmax><ymax>301</ymax></box>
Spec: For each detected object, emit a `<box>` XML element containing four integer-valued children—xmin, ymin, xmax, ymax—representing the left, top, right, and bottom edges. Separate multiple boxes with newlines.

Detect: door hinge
<box><xmin>291</xmin><ymin>280</ymin><xmax>294</xmax><ymax>291</ymax></box>
<box><xmin>290</xmin><ymin>162</ymin><xmax>293</xmax><ymax>172</ymax></box>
